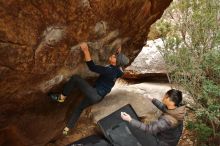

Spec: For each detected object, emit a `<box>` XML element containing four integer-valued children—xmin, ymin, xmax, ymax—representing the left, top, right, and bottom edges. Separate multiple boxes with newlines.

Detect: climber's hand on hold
<box><xmin>80</xmin><ymin>42</ymin><xmax>89</xmax><ymax>53</ymax></box>
<box><xmin>80</xmin><ymin>42</ymin><xmax>91</xmax><ymax>61</ymax></box>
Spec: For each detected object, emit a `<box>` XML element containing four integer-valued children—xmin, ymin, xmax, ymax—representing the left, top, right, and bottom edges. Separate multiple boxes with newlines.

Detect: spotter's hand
<box><xmin>121</xmin><ymin>112</ymin><xmax>132</xmax><ymax>122</ymax></box>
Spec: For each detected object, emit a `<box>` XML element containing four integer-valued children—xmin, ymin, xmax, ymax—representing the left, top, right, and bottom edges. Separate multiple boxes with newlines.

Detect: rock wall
<box><xmin>0</xmin><ymin>0</ymin><xmax>172</xmax><ymax>145</ymax></box>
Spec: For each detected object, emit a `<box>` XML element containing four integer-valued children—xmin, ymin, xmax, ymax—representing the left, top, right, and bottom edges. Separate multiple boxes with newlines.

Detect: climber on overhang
<box><xmin>49</xmin><ymin>42</ymin><xmax>129</xmax><ymax>135</ymax></box>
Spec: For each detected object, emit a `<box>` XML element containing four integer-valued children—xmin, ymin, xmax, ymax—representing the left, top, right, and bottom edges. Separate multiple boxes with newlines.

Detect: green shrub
<box><xmin>187</xmin><ymin>121</ymin><xmax>213</xmax><ymax>142</ymax></box>
<box><xmin>155</xmin><ymin>0</ymin><xmax>220</xmax><ymax>144</ymax></box>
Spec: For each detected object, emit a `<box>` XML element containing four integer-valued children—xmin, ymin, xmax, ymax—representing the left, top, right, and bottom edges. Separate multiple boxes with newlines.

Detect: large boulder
<box><xmin>0</xmin><ymin>1</ymin><xmax>172</xmax><ymax>145</ymax></box>
<box><xmin>91</xmin><ymin>82</ymin><xmax>171</xmax><ymax>123</ymax></box>
<box><xmin>124</xmin><ymin>38</ymin><xmax>168</xmax><ymax>81</ymax></box>
<box><xmin>91</xmin><ymin>81</ymin><xmax>194</xmax><ymax>123</ymax></box>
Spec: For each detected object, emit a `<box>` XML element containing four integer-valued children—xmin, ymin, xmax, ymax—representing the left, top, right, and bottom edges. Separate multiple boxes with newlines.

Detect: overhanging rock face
<box><xmin>0</xmin><ymin>0</ymin><xmax>172</xmax><ymax>145</ymax></box>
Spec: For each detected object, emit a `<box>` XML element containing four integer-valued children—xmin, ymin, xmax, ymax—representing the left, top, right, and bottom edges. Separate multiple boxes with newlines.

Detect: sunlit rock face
<box><xmin>0</xmin><ymin>0</ymin><xmax>172</xmax><ymax>145</ymax></box>
<box><xmin>124</xmin><ymin>38</ymin><xmax>168</xmax><ymax>82</ymax></box>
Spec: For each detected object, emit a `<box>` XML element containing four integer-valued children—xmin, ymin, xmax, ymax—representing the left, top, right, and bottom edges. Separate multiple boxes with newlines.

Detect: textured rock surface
<box><xmin>124</xmin><ymin>38</ymin><xmax>168</xmax><ymax>81</ymax></box>
<box><xmin>0</xmin><ymin>0</ymin><xmax>172</xmax><ymax>145</ymax></box>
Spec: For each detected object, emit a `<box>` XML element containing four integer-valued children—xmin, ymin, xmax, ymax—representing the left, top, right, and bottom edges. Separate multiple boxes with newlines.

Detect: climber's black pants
<box><xmin>62</xmin><ymin>75</ymin><xmax>102</xmax><ymax>128</ymax></box>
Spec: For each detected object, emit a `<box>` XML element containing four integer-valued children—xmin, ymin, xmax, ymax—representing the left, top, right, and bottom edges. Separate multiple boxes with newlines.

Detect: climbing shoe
<box><xmin>63</xmin><ymin>127</ymin><xmax>70</xmax><ymax>136</ymax></box>
<box><xmin>49</xmin><ymin>93</ymin><xmax>65</xmax><ymax>103</ymax></box>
